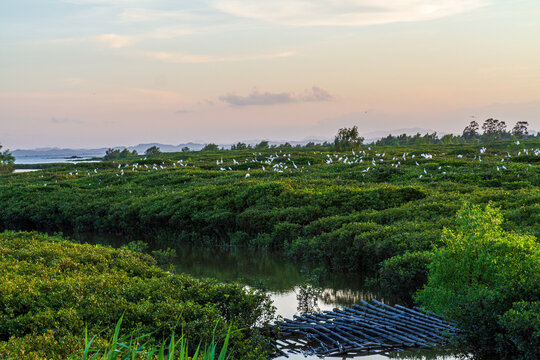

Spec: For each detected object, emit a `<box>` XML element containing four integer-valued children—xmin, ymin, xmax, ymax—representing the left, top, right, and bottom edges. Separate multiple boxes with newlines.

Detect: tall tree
<box><xmin>462</xmin><ymin>120</ymin><xmax>479</xmax><ymax>139</ymax></box>
<box><xmin>334</xmin><ymin>126</ymin><xmax>364</xmax><ymax>151</ymax></box>
<box><xmin>0</xmin><ymin>144</ymin><xmax>15</xmax><ymax>165</ymax></box>
<box><xmin>231</xmin><ymin>142</ymin><xmax>247</xmax><ymax>150</ymax></box>
<box><xmin>145</xmin><ymin>146</ymin><xmax>162</xmax><ymax>156</ymax></box>
<box><xmin>104</xmin><ymin>148</ymin><xmax>121</xmax><ymax>160</ymax></box>
<box><xmin>255</xmin><ymin>140</ymin><xmax>269</xmax><ymax>149</ymax></box>
<box><xmin>482</xmin><ymin>118</ymin><xmax>507</xmax><ymax>139</ymax></box>
<box><xmin>511</xmin><ymin>121</ymin><xmax>529</xmax><ymax>138</ymax></box>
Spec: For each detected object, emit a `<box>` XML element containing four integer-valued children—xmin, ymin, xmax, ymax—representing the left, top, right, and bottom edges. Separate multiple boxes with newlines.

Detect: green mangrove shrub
<box><xmin>416</xmin><ymin>204</ymin><xmax>540</xmax><ymax>359</ymax></box>
<box><xmin>0</xmin><ymin>231</ymin><xmax>275</xmax><ymax>360</ymax></box>
<box><xmin>376</xmin><ymin>251</ymin><xmax>433</xmax><ymax>304</ymax></box>
<box><xmin>0</xmin><ymin>142</ymin><xmax>538</xmax><ymax>276</ymax></box>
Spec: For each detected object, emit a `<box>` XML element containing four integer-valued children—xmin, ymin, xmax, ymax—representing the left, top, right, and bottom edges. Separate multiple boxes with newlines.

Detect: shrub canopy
<box><xmin>0</xmin><ymin>231</ymin><xmax>275</xmax><ymax>360</ymax></box>
<box><xmin>416</xmin><ymin>204</ymin><xmax>539</xmax><ymax>359</ymax></box>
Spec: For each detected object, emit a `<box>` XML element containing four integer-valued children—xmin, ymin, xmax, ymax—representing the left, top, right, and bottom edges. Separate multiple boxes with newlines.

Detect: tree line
<box><xmin>203</xmin><ymin>120</ymin><xmax>535</xmax><ymax>151</ymax></box>
<box><xmin>376</xmin><ymin>119</ymin><xmax>534</xmax><ymax>146</ymax></box>
<box><xmin>0</xmin><ymin>118</ymin><xmax>536</xmax><ymax>168</ymax></box>
<box><xmin>104</xmin><ymin>145</ymin><xmax>166</xmax><ymax>160</ymax></box>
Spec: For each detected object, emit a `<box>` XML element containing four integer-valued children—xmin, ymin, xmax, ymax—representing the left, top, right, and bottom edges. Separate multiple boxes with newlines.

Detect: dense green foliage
<box><xmin>202</xmin><ymin>144</ymin><xmax>219</xmax><ymax>151</ymax></box>
<box><xmin>416</xmin><ymin>204</ymin><xmax>540</xmax><ymax>359</ymax></box>
<box><xmin>375</xmin><ymin>251</ymin><xmax>433</xmax><ymax>303</ymax></box>
<box><xmin>376</xmin><ymin>119</ymin><xmax>537</xmax><ymax>146</ymax></box>
<box><xmin>0</xmin><ymin>231</ymin><xmax>275</xmax><ymax>360</ymax></box>
<box><xmin>2</xmin><ymin>141</ymin><xmax>538</xmax><ymax>278</ymax></box>
<box><xmin>0</xmin><ymin>144</ymin><xmax>14</xmax><ymax>165</ymax></box>
<box><xmin>334</xmin><ymin>126</ymin><xmax>364</xmax><ymax>150</ymax></box>
<box><xmin>1</xmin><ymin>139</ymin><xmax>538</xmax><ymax>358</ymax></box>
<box><xmin>146</xmin><ymin>146</ymin><xmax>163</xmax><ymax>156</ymax></box>
<box><xmin>104</xmin><ymin>148</ymin><xmax>137</xmax><ymax>160</ymax></box>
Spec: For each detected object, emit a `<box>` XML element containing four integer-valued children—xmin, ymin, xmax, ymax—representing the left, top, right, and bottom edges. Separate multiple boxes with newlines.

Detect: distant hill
<box><xmin>12</xmin><ymin>147</ymin><xmax>108</xmax><ymax>157</ymax></box>
<box><xmin>12</xmin><ymin>143</ymin><xmax>204</xmax><ymax>158</ymax></box>
<box><xmin>12</xmin><ymin>129</ymin><xmax>463</xmax><ymax>158</ymax></box>
<box><xmin>12</xmin><ymin>138</ymin><xmax>331</xmax><ymax>158</ymax></box>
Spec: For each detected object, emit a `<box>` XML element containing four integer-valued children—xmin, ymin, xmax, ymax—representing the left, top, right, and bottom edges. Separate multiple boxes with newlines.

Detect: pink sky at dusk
<box><xmin>1</xmin><ymin>0</ymin><xmax>539</xmax><ymax>149</ymax></box>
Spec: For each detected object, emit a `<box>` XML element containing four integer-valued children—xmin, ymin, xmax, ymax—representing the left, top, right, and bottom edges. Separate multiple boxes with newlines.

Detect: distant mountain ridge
<box><xmin>12</xmin><ymin>148</ymin><xmax>108</xmax><ymax>157</ymax></box>
<box><xmin>12</xmin><ymin>139</ymin><xmax>330</xmax><ymax>157</ymax></box>
<box><xmin>12</xmin><ymin>128</ymin><xmax>441</xmax><ymax>158</ymax></box>
<box><xmin>12</xmin><ymin>143</ymin><xmax>204</xmax><ymax>157</ymax></box>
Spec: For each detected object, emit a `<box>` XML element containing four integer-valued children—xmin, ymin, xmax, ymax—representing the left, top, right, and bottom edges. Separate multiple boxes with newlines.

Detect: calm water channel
<box><xmin>73</xmin><ymin>234</ymin><xmax>463</xmax><ymax>360</ymax></box>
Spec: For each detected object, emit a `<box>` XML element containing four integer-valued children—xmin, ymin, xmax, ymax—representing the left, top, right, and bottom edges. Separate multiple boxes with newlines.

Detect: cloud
<box><xmin>213</xmin><ymin>0</ymin><xmax>489</xmax><ymax>26</ymax></box>
<box><xmin>148</xmin><ymin>27</ymin><xmax>194</xmax><ymax>39</ymax></box>
<box><xmin>303</xmin><ymin>86</ymin><xmax>334</xmax><ymax>102</ymax></box>
<box><xmin>140</xmin><ymin>51</ymin><xmax>296</xmax><ymax>63</ymax></box>
<box><xmin>44</xmin><ymin>34</ymin><xmax>135</xmax><ymax>49</ymax></box>
<box><xmin>175</xmin><ymin>109</ymin><xmax>192</xmax><ymax>114</ymax></box>
<box><xmin>119</xmin><ymin>8</ymin><xmax>202</xmax><ymax>23</ymax></box>
<box><xmin>50</xmin><ymin>117</ymin><xmax>84</xmax><ymax>124</ymax></box>
<box><xmin>94</xmin><ymin>34</ymin><xmax>134</xmax><ymax>48</ymax></box>
<box><xmin>200</xmin><ymin>99</ymin><xmax>215</xmax><ymax>106</ymax></box>
<box><xmin>219</xmin><ymin>86</ymin><xmax>334</xmax><ymax>106</ymax></box>
<box><xmin>44</xmin><ymin>27</ymin><xmax>193</xmax><ymax>50</ymax></box>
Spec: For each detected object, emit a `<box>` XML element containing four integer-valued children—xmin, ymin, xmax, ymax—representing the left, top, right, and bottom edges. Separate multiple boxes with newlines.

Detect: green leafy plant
<box><xmin>0</xmin><ymin>231</ymin><xmax>275</xmax><ymax>360</ymax></box>
<box><xmin>416</xmin><ymin>204</ymin><xmax>540</xmax><ymax>359</ymax></box>
<box><xmin>74</xmin><ymin>316</ymin><xmax>232</xmax><ymax>360</ymax></box>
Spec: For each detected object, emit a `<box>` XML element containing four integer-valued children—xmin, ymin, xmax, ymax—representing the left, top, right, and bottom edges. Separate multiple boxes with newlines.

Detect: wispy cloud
<box><xmin>140</xmin><ymin>51</ymin><xmax>296</xmax><ymax>63</ymax></box>
<box><xmin>219</xmin><ymin>86</ymin><xmax>334</xmax><ymax>106</ymax></box>
<box><xmin>213</xmin><ymin>0</ymin><xmax>490</xmax><ymax>26</ymax></box>
<box><xmin>119</xmin><ymin>7</ymin><xmax>203</xmax><ymax>23</ymax></box>
<box><xmin>148</xmin><ymin>27</ymin><xmax>194</xmax><ymax>39</ymax></box>
<box><xmin>199</xmin><ymin>99</ymin><xmax>216</xmax><ymax>106</ymax></box>
<box><xmin>42</xmin><ymin>27</ymin><xmax>193</xmax><ymax>50</ymax></box>
<box><xmin>95</xmin><ymin>34</ymin><xmax>135</xmax><ymax>48</ymax></box>
<box><xmin>44</xmin><ymin>34</ymin><xmax>135</xmax><ymax>49</ymax></box>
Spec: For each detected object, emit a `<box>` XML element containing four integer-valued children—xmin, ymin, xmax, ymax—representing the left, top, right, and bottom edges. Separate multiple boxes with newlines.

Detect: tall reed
<box><xmin>73</xmin><ymin>316</ymin><xmax>231</xmax><ymax>360</ymax></box>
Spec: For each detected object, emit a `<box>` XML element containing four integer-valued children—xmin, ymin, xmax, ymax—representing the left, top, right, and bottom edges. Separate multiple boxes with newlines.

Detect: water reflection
<box><xmin>167</xmin><ymin>244</ymin><xmax>408</xmax><ymax>322</ymax></box>
<box><xmin>171</xmin><ymin>244</ymin><xmax>382</xmax><ymax>315</ymax></box>
<box><xmin>172</xmin><ymin>245</ymin><xmax>307</xmax><ymax>292</ymax></box>
<box><xmin>171</xmin><ymin>245</ymin><xmax>463</xmax><ymax>360</ymax></box>
<box><xmin>68</xmin><ymin>236</ymin><xmax>463</xmax><ymax>359</ymax></box>
<box><xmin>296</xmin><ymin>284</ymin><xmax>323</xmax><ymax>314</ymax></box>
<box><xmin>13</xmin><ymin>169</ymin><xmax>39</xmax><ymax>173</ymax></box>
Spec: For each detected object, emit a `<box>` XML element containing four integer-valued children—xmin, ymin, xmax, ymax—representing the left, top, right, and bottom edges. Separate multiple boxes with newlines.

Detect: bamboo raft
<box><xmin>276</xmin><ymin>299</ymin><xmax>458</xmax><ymax>357</ymax></box>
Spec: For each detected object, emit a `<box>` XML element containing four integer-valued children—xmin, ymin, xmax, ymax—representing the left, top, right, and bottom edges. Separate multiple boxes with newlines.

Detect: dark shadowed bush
<box><xmin>0</xmin><ymin>231</ymin><xmax>275</xmax><ymax>360</ymax></box>
<box><xmin>376</xmin><ymin>251</ymin><xmax>433</xmax><ymax>304</ymax></box>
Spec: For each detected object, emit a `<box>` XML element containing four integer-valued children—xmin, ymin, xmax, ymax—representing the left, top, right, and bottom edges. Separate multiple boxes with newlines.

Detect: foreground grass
<box><xmin>0</xmin><ymin>232</ymin><xmax>275</xmax><ymax>360</ymax></box>
<box><xmin>71</xmin><ymin>316</ymin><xmax>231</xmax><ymax>360</ymax></box>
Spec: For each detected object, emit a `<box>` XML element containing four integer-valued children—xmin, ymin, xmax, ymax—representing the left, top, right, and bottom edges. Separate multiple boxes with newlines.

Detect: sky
<box><xmin>1</xmin><ymin>0</ymin><xmax>539</xmax><ymax>149</ymax></box>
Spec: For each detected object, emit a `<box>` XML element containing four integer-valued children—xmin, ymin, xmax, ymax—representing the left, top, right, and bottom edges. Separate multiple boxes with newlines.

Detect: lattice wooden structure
<box><xmin>276</xmin><ymin>299</ymin><xmax>458</xmax><ymax>357</ymax></box>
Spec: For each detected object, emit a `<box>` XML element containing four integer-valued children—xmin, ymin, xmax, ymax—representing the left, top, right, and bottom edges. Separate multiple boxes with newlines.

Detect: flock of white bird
<box><xmin>35</xmin><ymin>146</ymin><xmax>538</xmax><ymax>187</ymax></box>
